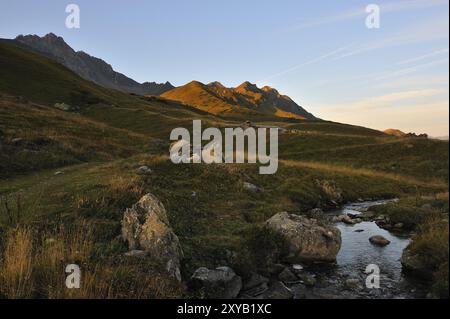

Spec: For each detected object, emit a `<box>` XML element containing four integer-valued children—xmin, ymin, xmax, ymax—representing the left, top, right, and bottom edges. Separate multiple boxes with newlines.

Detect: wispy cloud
<box><xmin>396</xmin><ymin>48</ymin><xmax>449</xmax><ymax>65</ymax></box>
<box><xmin>373</xmin><ymin>74</ymin><xmax>449</xmax><ymax>89</ymax></box>
<box><xmin>375</xmin><ymin>58</ymin><xmax>449</xmax><ymax>80</ymax></box>
<box><xmin>318</xmin><ymin>88</ymin><xmax>448</xmax><ymax>112</ymax></box>
<box><xmin>288</xmin><ymin>0</ymin><xmax>448</xmax><ymax>31</ymax></box>
<box><xmin>259</xmin><ymin>44</ymin><xmax>352</xmax><ymax>82</ymax></box>
<box><xmin>331</xmin><ymin>17</ymin><xmax>449</xmax><ymax>60</ymax></box>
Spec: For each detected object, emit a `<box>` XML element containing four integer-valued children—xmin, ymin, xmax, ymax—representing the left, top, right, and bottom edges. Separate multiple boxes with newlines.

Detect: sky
<box><xmin>0</xmin><ymin>0</ymin><xmax>449</xmax><ymax>136</ymax></box>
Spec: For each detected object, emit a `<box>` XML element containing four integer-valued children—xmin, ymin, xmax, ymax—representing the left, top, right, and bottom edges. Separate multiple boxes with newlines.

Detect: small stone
<box><xmin>345</xmin><ymin>278</ymin><xmax>362</xmax><ymax>290</ymax></box>
<box><xmin>278</xmin><ymin>268</ymin><xmax>298</xmax><ymax>283</ymax></box>
<box><xmin>54</xmin><ymin>171</ymin><xmax>64</xmax><ymax>176</ymax></box>
<box><xmin>243</xmin><ymin>273</ymin><xmax>269</xmax><ymax>291</ymax></box>
<box><xmin>354</xmin><ymin>229</ymin><xmax>365</xmax><ymax>233</ymax></box>
<box><xmin>369</xmin><ymin>235</ymin><xmax>391</xmax><ymax>247</ymax></box>
<box><xmin>394</xmin><ymin>223</ymin><xmax>404</xmax><ymax>229</ymax></box>
<box><xmin>297</xmin><ymin>272</ymin><xmax>316</xmax><ymax>287</ymax></box>
<box><xmin>268</xmin><ymin>263</ymin><xmax>286</xmax><ymax>275</ymax></box>
<box><xmin>243</xmin><ymin>182</ymin><xmax>261</xmax><ymax>193</ymax></box>
<box><xmin>263</xmin><ymin>281</ymin><xmax>293</xmax><ymax>299</ymax></box>
<box><xmin>137</xmin><ymin>165</ymin><xmax>152</xmax><ymax>175</ymax></box>
<box><xmin>340</xmin><ymin>215</ymin><xmax>356</xmax><ymax>225</ymax></box>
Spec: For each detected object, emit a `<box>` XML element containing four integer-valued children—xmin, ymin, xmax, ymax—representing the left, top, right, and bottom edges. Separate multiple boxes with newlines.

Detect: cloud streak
<box><xmin>318</xmin><ymin>88</ymin><xmax>448</xmax><ymax>112</ymax></box>
<box><xmin>259</xmin><ymin>44</ymin><xmax>353</xmax><ymax>82</ymax></box>
<box><xmin>396</xmin><ymin>48</ymin><xmax>449</xmax><ymax>65</ymax></box>
<box><xmin>289</xmin><ymin>0</ymin><xmax>449</xmax><ymax>31</ymax></box>
<box><xmin>375</xmin><ymin>58</ymin><xmax>449</xmax><ymax>80</ymax></box>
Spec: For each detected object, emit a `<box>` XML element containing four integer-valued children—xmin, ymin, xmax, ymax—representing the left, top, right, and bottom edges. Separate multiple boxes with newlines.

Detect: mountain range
<box><xmin>3</xmin><ymin>33</ymin><xmax>315</xmax><ymax>120</ymax></box>
<box><xmin>12</xmin><ymin>33</ymin><xmax>174</xmax><ymax>96</ymax></box>
<box><xmin>161</xmin><ymin>80</ymin><xmax>316</xmax><ymax>120</ymax></box>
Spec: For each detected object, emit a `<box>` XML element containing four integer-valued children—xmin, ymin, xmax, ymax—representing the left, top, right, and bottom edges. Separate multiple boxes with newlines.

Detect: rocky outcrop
<box><xmin>190</xmin><ymin>266</ymin><xmax>242</xmax><ymax>299</ymax></box>
<box><xmin>121</xmin><ymin>194</ymin><xmax>183</xmax><ymax>281</ymax></box>
<box><xmin>266</xmin><ymin>212</ymin><xmax>341</xmax><ymax>263</ymax></box>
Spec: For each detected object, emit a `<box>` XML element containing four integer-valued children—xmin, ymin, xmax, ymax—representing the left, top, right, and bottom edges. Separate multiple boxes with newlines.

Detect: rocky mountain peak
<box><xmin>13</xmin><ymin>33</ymin><xmax>173</xmax><ymax>96</ymax></box>
<box><xmin>236</xmin><ymin>81</ymin><xmax>261</xmax><ymax>93</ymax></box>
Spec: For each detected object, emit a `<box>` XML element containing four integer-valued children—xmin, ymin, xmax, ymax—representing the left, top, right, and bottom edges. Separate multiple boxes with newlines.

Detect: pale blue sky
<box><xmin>0</xmin><ymin>0</ymin><xmax>448</xmax><ymax>136</ymax></box>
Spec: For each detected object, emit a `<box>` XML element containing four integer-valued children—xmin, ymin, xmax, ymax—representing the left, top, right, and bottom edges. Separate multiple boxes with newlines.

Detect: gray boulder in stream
<box><xmin>266</xmin><ymin>212</ymin><xmax>341</xmax><ymax>263</ymax></box>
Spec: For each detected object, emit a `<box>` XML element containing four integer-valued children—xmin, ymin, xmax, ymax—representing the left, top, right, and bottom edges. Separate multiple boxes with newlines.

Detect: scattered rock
<box><xmin>190</xmin><ymin>266</ymin><xmax>242</xmax><ymax>299</ymax></box>
<box><xmin>243</xmin><ymin>182</ymin><xmax>261</xmax><ymax>193</ymax></box>
<box><xmin>278</xmin><ymin>268</ymin><xmax>298</xmax><ymax>283</ymax></box>
<box><xmin>54</xmin><ymin>102</ymin><xmax>78</xmax><ymax>112</ymax></box>
<box><xmin>345</xmin><ymin>278</ymin><xmax>362</xmax><ymax>290</ymax></box>
<box><xmin>268</xmin><ymin>263</ymin><xmax>285</xmax><ymax>275</ymax></box>
<box><xmin>11</xmin><ymin>137</ymin><xmax>23</xmax><ymax>144</ymax></box>
<box><xmin>243</xmin><ymin>273</ymin><xmax>269</xmax><ymax>290</ymax></box>
<box><xmin>337</xmin><ymin>215</ymin><xmax>356</xmax><ymax>225</ymax></box>
<box><xmin>263</xmin><ymin>281</ymin><xmax>293</xmax><ymax>299</ymax></box>
<box><xmin>315</xmin><ymin>179</ymin><xmax>344</xmax><ymax>204</ymax></box>
<box><xmin>121</xmin><ymin>193</ymin><xmax>183</xmax><ymax>281</ymax></box>
<box><xmin>266</xmin><ymin>212</ymin><xmax>341</xmax><ymax>263</ymax></box>
<box><xmin>137</xmin><ymin>165</ymin><xmax>152</xmax><ymax>175</ymax></box>
<box><xmin>292</xmin><ymin>264</ymin><xmax>304</xmax><ymax>273</ymax></box>
<box><xmin>241</xmin><ymin>273</ymin><xmax>269</xmax><ymax>297</ymax></box>
<box><xmin>297</xmin><ymin>272</ymin><xmax>316</xmax><ymax>287</ymax></box>
<box><xmin>369</xmin><ymin>235</ymin><xmax>391</xmax><ymax>247</ymax></box>
<box><xmin>54</xmin><ymin>171</ymin><xmax>64</xmax><ymax>176</ymax></box>
<box><xmin>394</xmin><ymin>223</ymin><xmax>404</xmax><ymax>229</ymax></box>
<box><xmin>359</xmin><ymin>211</ymin><xmax>376</xmax><ymax>220</ymax></box>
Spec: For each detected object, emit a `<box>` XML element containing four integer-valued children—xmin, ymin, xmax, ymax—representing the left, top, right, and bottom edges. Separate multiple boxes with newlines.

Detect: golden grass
<box><xmin>0</xmin><ymin>228</ymin><xmax>34</xmax><ymax>298</ymax></box>
<box><xmin>0</xmin><ymin>223</ymin><xmax>183</xmax><ymax>299</ymax></box>
<box><xmin>280</xmin><ymin>159</ymin><xmax>448</xmax><ymax>189</ymax></box>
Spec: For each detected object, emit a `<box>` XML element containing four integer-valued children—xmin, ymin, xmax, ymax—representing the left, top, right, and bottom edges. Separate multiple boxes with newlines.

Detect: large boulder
<box><xmin>121</xmin><ymin>194</ymin><xmax>183</xmax><ymax>281</ymax></box>
<box><xmin>190</xmin><ymin>266</ymin><xmax>242</xmax><ymax>299</ymax></box>
<box><xmin>266</xmin><ymin>212</ymin><xmax>341</xmax><ymax>263</ymax></box>
<box><xmin>401</xmin><ymin>247</ymin><xmax>434</xmax><ymax>279</ymax></box>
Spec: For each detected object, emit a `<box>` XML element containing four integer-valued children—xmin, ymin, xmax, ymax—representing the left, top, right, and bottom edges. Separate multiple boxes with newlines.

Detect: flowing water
<box><xmin>292</xmin><ymin>200</ymin><xmax>427</xmax><ymax>299</ymax></box>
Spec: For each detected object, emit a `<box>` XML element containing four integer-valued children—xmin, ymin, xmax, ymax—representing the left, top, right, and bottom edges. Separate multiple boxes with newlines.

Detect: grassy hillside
<box><xmin>0</xmin><ymin>42</ymin><xmax>448</xmax><ymax>298</ymax></box>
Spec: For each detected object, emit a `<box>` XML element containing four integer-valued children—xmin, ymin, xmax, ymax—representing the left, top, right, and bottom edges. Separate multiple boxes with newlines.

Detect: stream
<box><xmin>292</xmin><ymin>199</ymin><xmax>428</xmax><ymax>299</ymax></box>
